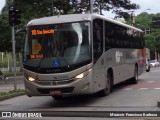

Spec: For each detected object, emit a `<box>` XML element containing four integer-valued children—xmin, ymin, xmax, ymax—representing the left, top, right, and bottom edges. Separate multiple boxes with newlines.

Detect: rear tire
<box><xmin>146</xmin><ymin>66</ymin><xmax>150</xmax><ymax>72</ymax></box>
<box><xmin>130</xmin><ymin>66</ymin><xmax>138</xmax><ymax>84</ymax></box>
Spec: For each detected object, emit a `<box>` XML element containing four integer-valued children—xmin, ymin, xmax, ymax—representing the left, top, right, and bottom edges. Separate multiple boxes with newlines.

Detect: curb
<box><xmin>6</xmin><ymin>76</ymin><xmax>24</xmax><ymax>79</ymax></box>
<box><xmin>0</xmin><ymin>92</ymin><xmax>26</xmax><ymax>101</ymax></box>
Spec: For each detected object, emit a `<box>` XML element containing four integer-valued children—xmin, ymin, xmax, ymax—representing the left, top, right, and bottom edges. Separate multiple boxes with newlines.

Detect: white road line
<box><xmin>146</xmin><ymin>81</ymin><xmax>154</xmax><ymax>83</ymax></box>
<box><xmin>154</xmin><ymin>88</ymin><xmax>160</xmax><ymax>90</ymax></box>
<box><xmin>138</xmin><ymin>88</ymin><xmax>149</xmax><ymax>90</ymax></box>
<box><xmin>122</xmin><ymin>88</ymin><xmax>133</xmax><ymax>90</ymax></box>
<box><xmin>151</xmin><ymin>69</ymin><xmax>160</xmax><ymax>72</ymax></box>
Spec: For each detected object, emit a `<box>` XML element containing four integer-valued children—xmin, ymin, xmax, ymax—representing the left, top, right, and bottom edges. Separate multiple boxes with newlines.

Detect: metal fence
<box><xmin>0</xmin><ymin>67</ymin><xmax>20</xmax><ymax>72</ymax></box>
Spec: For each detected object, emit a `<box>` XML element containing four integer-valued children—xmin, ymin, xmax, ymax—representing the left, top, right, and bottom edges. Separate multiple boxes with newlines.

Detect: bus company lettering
<box><xmin>115</xmin><ymin>51</ymin><xmax>123</xmax><ymax>63</ymax></box>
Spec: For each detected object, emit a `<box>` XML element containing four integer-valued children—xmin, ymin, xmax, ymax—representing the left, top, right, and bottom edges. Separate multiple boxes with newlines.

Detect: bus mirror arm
<box><xmin>16</xmin><ymin>28</ymin><xmax>27</xmax><ymax>34</ymax></box>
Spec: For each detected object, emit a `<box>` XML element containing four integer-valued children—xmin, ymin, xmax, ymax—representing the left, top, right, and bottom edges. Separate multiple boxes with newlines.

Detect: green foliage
<box><xmin>0</xmin><ymin>12</ymin><xmax>12</xmax><ymax>52</ymax></box>
<box><xmin>136</xmin><ymin>13</ymin><xmax>152</xmax><ymax>29</ymax></box>
<box><xmin>0</xmin><ymin>53</ymin><xmax>8</xmax><ymax>68</ymax></box>
<box><xmin>12</xmin><ymin>0</ymin><xmax>139</xmax><ymax>23</ymax></box>
<box><xmin>13</xmin><ymin>0</ymin><xmax>53</xmax><ymax>24</ymax></box>
<box><xmin>0</xmin><ymin>52</ymin><xmax>21</xmax><ymax>68</ymax></box>
<box><xmin>0</xmin><ymin>89</ymin><xmax>25</xmax><ymax>96</ymax></box>
<box><xmin>134</xmin><ymin>13</ymin><xmax>160</xmax><ymax>59</ymax></box>
<box><xmin>3</xmin><ymin>71</ymin><xmax>24</xmax><ymax>77</ymax></box>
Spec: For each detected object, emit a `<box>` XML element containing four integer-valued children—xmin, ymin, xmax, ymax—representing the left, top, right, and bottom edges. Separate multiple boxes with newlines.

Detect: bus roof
<box><xmin>27</xmin><ymin>14</ymin><xmax>142</xmax><ymax>32</ymax></box>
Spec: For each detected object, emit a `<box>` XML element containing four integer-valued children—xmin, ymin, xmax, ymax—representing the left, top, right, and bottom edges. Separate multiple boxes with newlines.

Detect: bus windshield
<box><xmin>23</xmin><ymin>21</ymin><xmax>91</xmax><ymax>73</ymax></box>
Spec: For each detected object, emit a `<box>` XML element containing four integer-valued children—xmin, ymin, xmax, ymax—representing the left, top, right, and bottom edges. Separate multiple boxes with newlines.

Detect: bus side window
<box><xmin>93</xmin><ymin>19</ymin><xmax>103</xmax><ymax>63</ymax></box>
<box><xmin>105</xmin><ymin>21</ymin><xmax>112</xmax><ymax>49</ymax></box>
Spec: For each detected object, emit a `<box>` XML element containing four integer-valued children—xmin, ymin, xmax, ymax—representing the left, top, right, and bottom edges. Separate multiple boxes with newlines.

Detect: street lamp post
<box><xmin>11</xmin><ymin>0</ymin><xmax>17</xmax><ymax>90</ymax></box>
<box><xmin>131</xmin><ymin>11</ymin><xmax>135</xmax><ymax>26</ymax></box>
<box><xmin>130</xmin><ymin>9</ymin><xmax>151</xmax><ymax>27</ymax></box>
<box><xmin>90</xmin><ymin>0</ymin><xmax>93</xmax><ymax>14</ymax></box>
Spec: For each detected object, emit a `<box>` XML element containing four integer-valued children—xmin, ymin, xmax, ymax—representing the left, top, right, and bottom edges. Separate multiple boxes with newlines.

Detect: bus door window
<box><xmin>93</xmin><ymin>19</ymin><xmax>103</xmax><ymax>63</ymax></box>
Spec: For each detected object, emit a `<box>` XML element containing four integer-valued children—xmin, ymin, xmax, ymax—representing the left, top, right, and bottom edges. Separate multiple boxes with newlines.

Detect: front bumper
<box><xmin>24</xmin><ymin>72</ymin><xmax>93</xmax><ymax>97</ymax></box>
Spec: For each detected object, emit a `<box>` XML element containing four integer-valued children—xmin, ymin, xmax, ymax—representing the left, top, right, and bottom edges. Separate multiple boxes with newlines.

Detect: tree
<box><xmin>134</xmin><ymin>13</ymin><xmax>160</xmax><ymax>59</ymax></box>
<box><xmin>0</xmin><ymin>12</ymin><xmax>12</xmax><ymax>52</ymax></box>
<box><xmin>50</xmin><ymin>0</ymin><xmax>140</xmax><ymax>19</ymax></box>
<box><xmin>10</xmin><ymin>0</ymin><xmax>140</xmax><ymax>24</ymax></box>
<box><xmin>94</xmin><ymin>0</ymin><xmax>139</xmax><ymax>19</ymax></box>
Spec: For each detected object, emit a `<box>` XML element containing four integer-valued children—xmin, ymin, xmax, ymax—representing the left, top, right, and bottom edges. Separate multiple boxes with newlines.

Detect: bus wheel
<box><xmin>146</xmin><ymin>66</ymin><xmax>150</xmax><ymax>72</ymax></box>
<box><xmin>98</xmin><ymin>72</ymin><xmax>112</xmax><ymax>96</ymax></box>
<box><xmin>51</xmin><ymin>96</ymin><xmax>63</xmax><ymax>100</ymax></box>
<box><xmin>131</xmin><ymin>66</ymin><xmax>138</xmax><ymax>84</ymax></box>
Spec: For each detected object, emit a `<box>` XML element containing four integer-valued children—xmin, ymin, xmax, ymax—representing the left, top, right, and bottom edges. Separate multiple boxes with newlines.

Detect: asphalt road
<box><xmin>0</xmin><ymin>67</ymin><xmax>160</xmax><ymax>119</ymax></box>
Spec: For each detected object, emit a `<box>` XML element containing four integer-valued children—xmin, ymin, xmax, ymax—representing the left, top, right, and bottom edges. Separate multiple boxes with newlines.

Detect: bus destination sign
<box><xmin>31</xmin><ymin>29</ymin><xmax>55</xmax><ymax>35</ymax></box>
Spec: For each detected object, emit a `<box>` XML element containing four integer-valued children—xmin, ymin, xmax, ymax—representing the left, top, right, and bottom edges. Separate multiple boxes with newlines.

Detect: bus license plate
<box><xmin>50</xmin><ymin>90</ymin><xmax>61</xmax><ymax>95</ymax></box>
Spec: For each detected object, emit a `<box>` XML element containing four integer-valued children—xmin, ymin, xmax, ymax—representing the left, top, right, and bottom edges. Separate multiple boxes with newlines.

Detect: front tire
<box><xmin>98</xmin><ymin>72</ymin><xmax>112</xmax><ymax>96</ymax></box>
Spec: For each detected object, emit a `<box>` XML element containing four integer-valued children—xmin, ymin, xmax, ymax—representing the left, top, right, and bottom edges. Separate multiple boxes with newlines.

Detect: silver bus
<box><xmin>23</xmin><ymin>14</ymin><xmax>146</xmax><ymax>99</ymax></box>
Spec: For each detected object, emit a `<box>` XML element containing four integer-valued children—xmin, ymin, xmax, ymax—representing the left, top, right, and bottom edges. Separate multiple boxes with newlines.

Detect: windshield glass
<box><xmin>23</xmin><ymin>22</ymin><xmax>91</xmax><ymax>73</ymax></box>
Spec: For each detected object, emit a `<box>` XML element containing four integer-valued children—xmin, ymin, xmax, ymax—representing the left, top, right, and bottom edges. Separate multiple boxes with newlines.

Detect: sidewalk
<box><xmin>0</xmin><ymin>76</ymin><xmax>25</xmax><ymax>93</ymax></box>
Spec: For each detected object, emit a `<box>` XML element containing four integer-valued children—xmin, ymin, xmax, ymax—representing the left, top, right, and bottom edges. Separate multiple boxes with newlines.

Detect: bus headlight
<box><xmin>75</xmin><ymin>73</ymin><xmax>84</xmax><ymax>79</ymax></box>
<box><xmin>28</xmin><ymin>76</ymin><xmax>36</xmax><ymax>82</ymax></box>
<box><xmin>74</xmin><ymin>68</ymin><xmax>92</xmax><ymax>79</ymax></box>
<box><xmin>24</xmin><ymin>73</ymin><xmax>36</xmax><ymax>82</ymax></box>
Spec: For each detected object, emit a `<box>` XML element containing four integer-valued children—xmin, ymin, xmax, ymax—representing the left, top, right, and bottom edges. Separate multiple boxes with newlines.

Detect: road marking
<box><xmin>154</xmin><ymin>88</ymin><xmax>160</xmax><ymax>90</ymax></box>
<box><xmin>151</xmin><ymin>69</ymin><xmax>160</xmax><ymax>72</ymax></box>
<box><xmin>146</xmin><ymin>81</ymin><xmax>154</xmax><ymax>83</ymax></box>
<box><xmin>122</xmin><ymin>88</ymin><xmax>133</xmax><ymax>90</ymax></box>
<box><xmin>138</xmin><ymin>88</ymin><xmax>149</xmax><ymax>90</ymax></box>
<box><xmin>119</xmin><ymin>87</ymin><xmax>160</xmax><ymax>91</ymax></box>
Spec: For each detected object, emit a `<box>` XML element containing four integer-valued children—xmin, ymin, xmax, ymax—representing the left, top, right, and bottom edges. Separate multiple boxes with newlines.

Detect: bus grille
<box><xmin>37</xmin><ymin>87</ymin><xmax>74</xmax><ymax>94</ymax></box>
<box><xmin>36</xmin><ymin>79</ymin><xmax>74</xmax><ymax>86</ymax></box>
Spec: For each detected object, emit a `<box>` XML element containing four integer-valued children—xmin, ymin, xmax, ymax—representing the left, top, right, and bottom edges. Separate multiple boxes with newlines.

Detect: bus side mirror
<box><xmin>15</xmin><ymin>28</ymin><xmax>27</xmax><ymax>52</ymax></box>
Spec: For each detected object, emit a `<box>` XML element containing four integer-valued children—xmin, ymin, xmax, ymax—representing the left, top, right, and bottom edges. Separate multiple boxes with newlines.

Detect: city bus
<box><xmin>23</xmin><ymin>14</ymin><xmax>146</xmax><ymax>99</ymax></box>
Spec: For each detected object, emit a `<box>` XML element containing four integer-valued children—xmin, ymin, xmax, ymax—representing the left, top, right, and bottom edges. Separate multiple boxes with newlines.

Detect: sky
<box><xmin>0</xmin><ymin>0</ymin><xmax>160</xmax><ymax>18</ymax></box>
<box><xmin>0</xmin><ymin>0</ymin><xmax>5</xmax><ymax>12</ymax></box>
<box><xmin>133</xmin><ymin>0</ymin><xmax>160</xmax><ymax>14</ymax></box>
<box><xmin>104</xmin><ymin>0</ymin><xmax>160</xmax><ymax>18</ymax></box>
